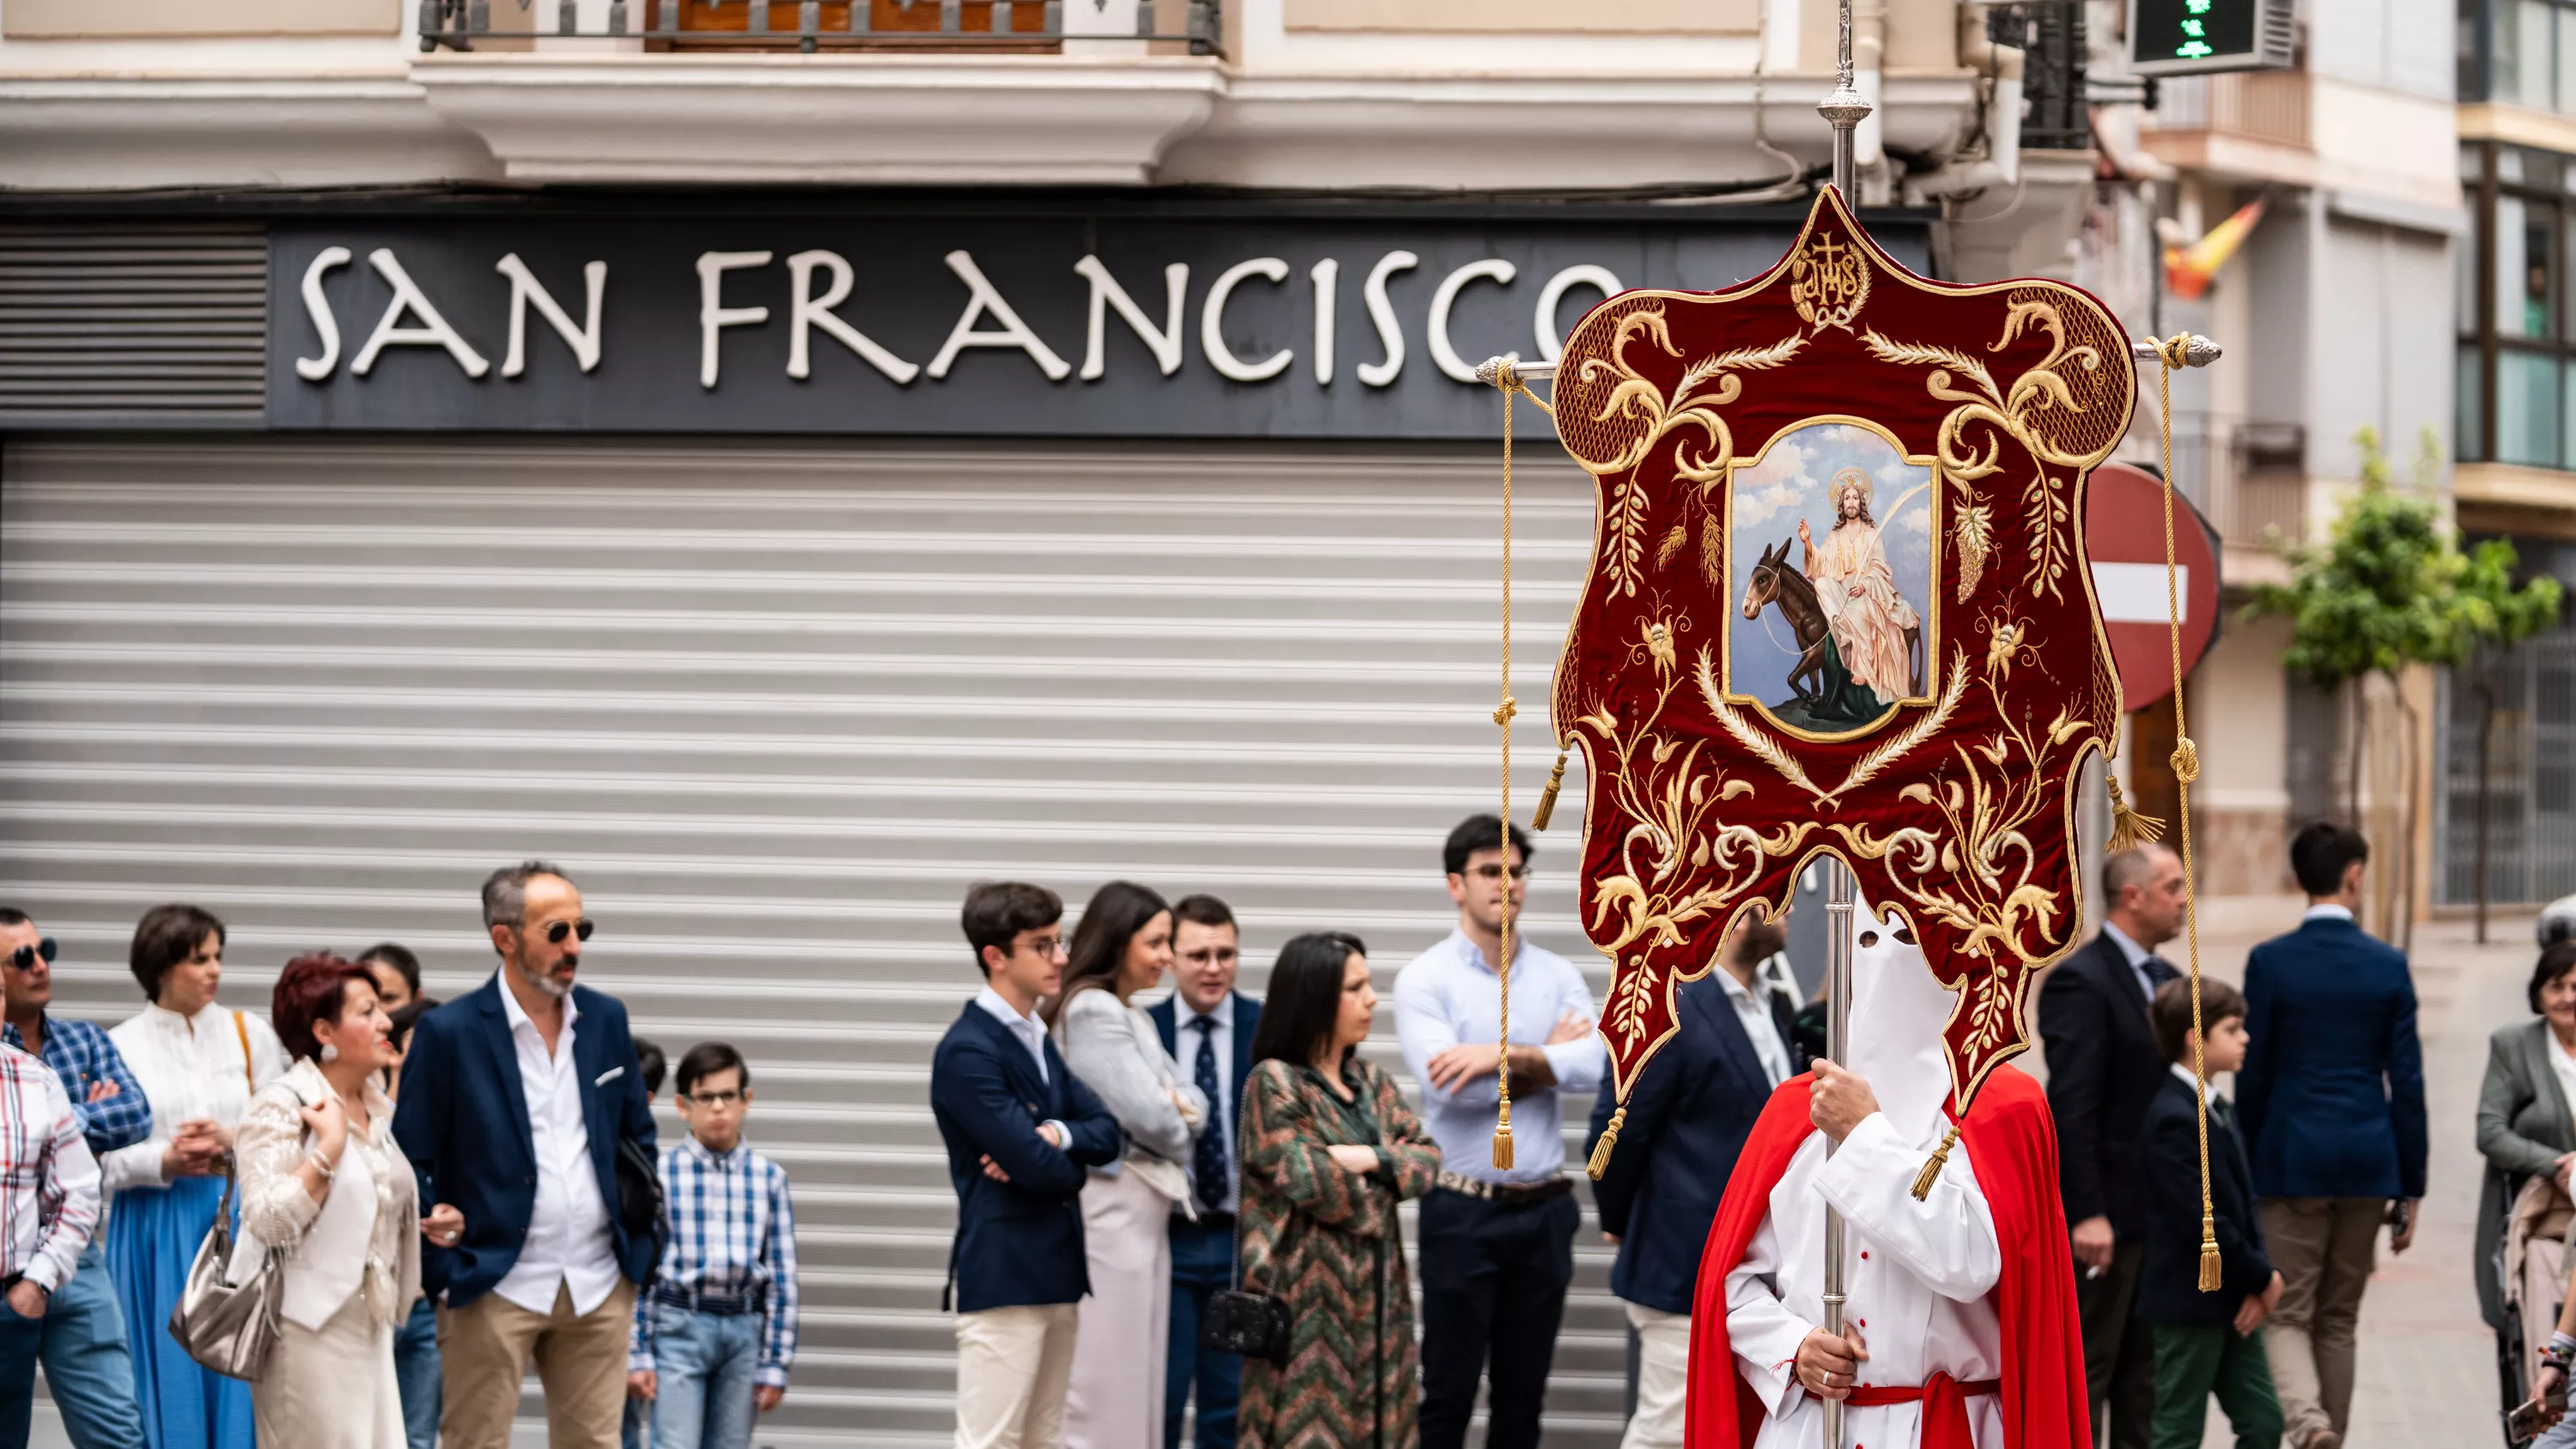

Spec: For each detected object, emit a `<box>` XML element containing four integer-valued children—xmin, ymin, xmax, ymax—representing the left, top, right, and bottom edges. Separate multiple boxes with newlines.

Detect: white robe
<box><xmin>1723</xmin><ymin>1111</ymin><xmax>2007</xmax><ymax>1449</ymax></box>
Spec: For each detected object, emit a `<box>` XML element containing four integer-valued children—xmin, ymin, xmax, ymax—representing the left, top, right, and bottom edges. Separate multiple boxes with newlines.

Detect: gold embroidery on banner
<box><xmin>1580</xmin><ymin>614</ymin><xmax>1814</xmax><ymax>1052</ymax></box>
<box><xmin>1951</xmin><ymin>501</ymin><xmax>1994</xmax><ymax>603</ymax></box>
<box><xmin>1570</xmin><ymin>308</ymin><xmax>1805</xmax><ymax>596</ymax></box>
<box><xmin>1693</xmin><ymin>648</ymin><xmax>1967</xmax><ymax>811</ymax></box>
<box><xmin>1789</xmin><ymin>231</ymin><xmax>1871</xmax><ymax>334</ymax></box>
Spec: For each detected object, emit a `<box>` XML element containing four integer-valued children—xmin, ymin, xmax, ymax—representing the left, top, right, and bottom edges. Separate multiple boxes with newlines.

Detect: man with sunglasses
<box><xmin>1394</xmin><ymin>815</ymin><xmax>1604</xmax><ymax>1449</ymax></box>
<box><xmin>395</xmin><ymin>861</ymin><xmax>659</xmax><ymax>1449</ymax></box>
<box><xmin>0</xmin><ymin>909</ymin><xmax>149</xmax><ymax>1449</ymax></box>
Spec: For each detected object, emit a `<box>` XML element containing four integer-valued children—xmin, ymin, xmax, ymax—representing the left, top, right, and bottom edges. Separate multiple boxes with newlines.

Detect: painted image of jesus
<box><xmin>1800</xmin><ymin>468</ymin><xmax>1921</xmax><ymax>706</ymax></box>
<box><xmin>1727</xmin><ymin>421</ymin><xmax>1934</xmax><ymax>736</ymax></box>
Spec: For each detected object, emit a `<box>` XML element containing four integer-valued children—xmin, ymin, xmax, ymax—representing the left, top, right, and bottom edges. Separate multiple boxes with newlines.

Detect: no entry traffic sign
<box><xmin>2084</xmin><ymin>461</ymin><xmax>2221</xmax><ymax>713</ymax></box>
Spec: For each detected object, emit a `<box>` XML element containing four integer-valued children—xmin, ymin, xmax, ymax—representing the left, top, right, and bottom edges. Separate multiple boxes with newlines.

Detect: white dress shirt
<box><xmin>975</xmin><ymin>986</ymin><xmax>1049</xmax><ymax>1083</ymax></box>
<box><xmin>2303</xmin><ymin>902</ymin><xmax>2356</xmax><ymax>925</ymax></box>
<box><xmin>2099</xmin><ymin>920</ymin><xmax>2164</xmax><ymax>1010</ymax></box>
<box><xmin>1716</xmin><ymin>969</ymin><xmax>1795</xmax><ymax>1088</ymax></box>
<box><xmin>491</xmin><ymin>982</ymin><xmax>623</xmax><ymax>1318</ymax></box>
<box><xmin>1394</xmin><ymin>928</ymin><xmax>1606</xmax><ymax>1185</ymax></box>
<box><xmin>1725</xmin><ymin>1112</ymin><xmax>2007</xmax><ymax>1449</ymax></box>
<box><xmin>1177</xmin><ymin>995</ymin><xmax>1238</xmax><ymax>1215</ymax></box>
<box><xmin>104</xmin><ymin>1002</ymin><xmax>289</xmax><ymax>1194</ymax></box>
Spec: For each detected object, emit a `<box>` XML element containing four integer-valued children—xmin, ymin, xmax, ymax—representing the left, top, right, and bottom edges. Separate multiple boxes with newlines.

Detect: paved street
<box><xmin>2175</xmin><ymin>912</ymin><xmax>2528</xmax><ymax>1448</ymax></box>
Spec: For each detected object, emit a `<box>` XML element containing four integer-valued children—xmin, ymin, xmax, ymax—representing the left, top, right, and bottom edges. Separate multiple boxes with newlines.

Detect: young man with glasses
<box><xmin>393</xmin><ymin>860</ymin><xmax>659</xmax><ymax>1449</ymax></box>
<box><xmin>0</xmin><ymin>909</ymin><xmax>150</xmax><ymax>1449</ymax></box>
<box><xmin>1145</xmin><ymin>894</ymin><xmax>1262</xmax><ymax>1449</ymax></box>
<box><xmin>1394</xmin><ymin>815</ymin><xmax>1604</xmax><ymax>1449</ymax></box>
<box><xmin>932</xmin><ymin>882</ymin><xmax>1122</xmax><ymax>1449</ymax></box>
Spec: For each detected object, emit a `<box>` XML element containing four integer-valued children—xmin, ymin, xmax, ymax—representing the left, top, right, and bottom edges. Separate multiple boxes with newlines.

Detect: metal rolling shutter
<box><xmin>0</xmin><ymin>437</ymin><xmax>1628</xmax><ymax>1447</ymax></box>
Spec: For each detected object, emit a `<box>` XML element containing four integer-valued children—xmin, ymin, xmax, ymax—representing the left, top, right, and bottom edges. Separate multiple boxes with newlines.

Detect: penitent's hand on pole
<box><xmin>1795</xmin><ymin>1322</ymin><xmax>1870</xmax><ymax>1401</ymax></box>
<box><xmin>1807</xmin><ymin>1059</ymin><xmax>1880</xmax><ymax>1144</ymax></box>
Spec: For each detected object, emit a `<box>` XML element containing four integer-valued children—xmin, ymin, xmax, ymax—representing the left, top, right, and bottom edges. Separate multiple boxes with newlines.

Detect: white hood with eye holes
<box><xmin>1842</xmin><ymin>895</ymin><xmax>1959</xmax><ymax>1149</ymax></box>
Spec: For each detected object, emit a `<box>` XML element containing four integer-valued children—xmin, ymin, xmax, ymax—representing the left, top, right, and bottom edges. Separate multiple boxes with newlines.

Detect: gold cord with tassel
<box><xmin>1532</xmin><ymin>749</ymin><xmax>1570</xmax><ymax>831</ymax></box>
<box><xmin>1587</xmin><ymin>1103</ymin><xmax>1625</xmax><ymax>1179</ymax></box>
<box><xmin>1910</xmin><ymin>1125</ymin><xmax>1961</xmax><ymax>1201</ymax></box>
<box><xmin>2105</xmin><ymin>776</ymin><xmax>2165</xmax><ymax>855</ymax></box>
<box><xmin>2153</xmin><ymin>335</ymin><xmax>2223</xmax><ymax>1294</ymax></box>
<box><xmin>1492</xmin><ymin>359</ymin><xmax>1520</xmax><ymax>1173</ymax></box>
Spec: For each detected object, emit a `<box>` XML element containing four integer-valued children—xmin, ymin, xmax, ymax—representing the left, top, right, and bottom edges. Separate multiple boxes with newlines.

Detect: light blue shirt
<box><xmin>1394</xmin><ymin>927</ymin><xmax>1605</xmax><ymax>1185</ymax></box>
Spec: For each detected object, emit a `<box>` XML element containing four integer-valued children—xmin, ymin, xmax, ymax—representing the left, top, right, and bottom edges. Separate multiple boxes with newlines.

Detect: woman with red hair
<box><xmin>235</xmin><ymin>954</ymin><xmax>462</xmax><ymax>1448</ymax></box>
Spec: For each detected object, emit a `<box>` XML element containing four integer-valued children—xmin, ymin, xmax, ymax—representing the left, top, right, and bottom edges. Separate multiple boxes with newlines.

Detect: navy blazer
<box><xmin>392</xmin><ymin>975</ymin><xmax>659</xmax><ymax>1307</ymax></box>
<box><xmin>930</xmin><ymin>1000</ymin><xmax>1123</xmax><ymax>1313</ymax></box>
<box><xmin>2238</xmin><ymin>914</ymin><xmax>2428</xmax><ymax>1200</ymax></box>
<box><xmin>1146</xmin><ymin>991</ymin><xmax>1263</xmax><ymax>1130</ymax></box>
<box><xmin>1583</xmin><ymin>973</ymin><xmax>1777</xmax><ymax>1315</ymax></box>
<box><xmin>2037</xmin><ymin>931</ymin><xmax>2179</xmax><ymax>1239</ymax></box>
<box><xmin>2136</xmin><ymin>1073</ymin><xmax>2272</xmax><ymax>1325</ymax></box>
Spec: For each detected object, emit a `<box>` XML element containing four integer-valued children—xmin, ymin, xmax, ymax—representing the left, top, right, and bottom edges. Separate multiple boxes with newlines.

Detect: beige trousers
<box><xmin>1062</xmin><ymin>1167</ymin><xmax>1172</xmax><ymax>1449</ymax></box>
<box><xmin>252</xmin><ymin>1289</ymin><xmax>406</xmax><ymax>1449</ymax></box>
<box><xmin>438</xmin><ymin>1278</ymin><xmax>638</xmax><ymax>1449</ymax></box>
<box><xmin>2259</xmin><ymin>1196</ymin><xmax>2383</xmax><ymax>1443</ymax></box>
<box><xmin>1620</xmin><ymin>1301</ymin><xmax>1691</xmax><ymax>1449</ymax></box>
<box><xmin>956</xmin><ymin>1302</ymin><xmax>1080</xmax><ymax>1449</ymax></box>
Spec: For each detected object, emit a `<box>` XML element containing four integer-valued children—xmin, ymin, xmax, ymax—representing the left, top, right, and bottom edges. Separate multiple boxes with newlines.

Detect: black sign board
<box><xmin>268</xmin><ymin>202</ymin><xmax>1929</xmax><ymax>440</ymax></box>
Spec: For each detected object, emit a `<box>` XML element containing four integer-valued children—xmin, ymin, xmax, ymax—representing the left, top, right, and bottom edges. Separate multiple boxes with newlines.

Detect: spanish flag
<box><xmin>2163</xmin><ymin>198</ymin><xmax>2264</xmax><ymax>301</ymax></box>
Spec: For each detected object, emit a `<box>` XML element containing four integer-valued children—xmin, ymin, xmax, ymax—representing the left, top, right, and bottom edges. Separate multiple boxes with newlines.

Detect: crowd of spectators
<box><xmin>0</xmin><ymin>860</ymin><xmax>800</xmax><ymax>1449</ymax></box>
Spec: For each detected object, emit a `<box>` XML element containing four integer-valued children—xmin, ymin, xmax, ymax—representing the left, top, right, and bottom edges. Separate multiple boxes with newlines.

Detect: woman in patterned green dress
<box><xmin>1237</xmin><ymin>931</ymin><xmax>1443</xmax><ymax>1449</ymax></box>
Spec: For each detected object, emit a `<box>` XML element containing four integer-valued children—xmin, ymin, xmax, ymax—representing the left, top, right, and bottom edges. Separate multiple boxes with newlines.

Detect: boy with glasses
<box><xmin>629</xmin><ymin>1042</ymin><xmax>798</xmax><ymax>1449</ymax></box>
<box><xmin>932</xmin><ymin>882</ymin><xmax>1122</xmax><ymax>1449</ymax></box>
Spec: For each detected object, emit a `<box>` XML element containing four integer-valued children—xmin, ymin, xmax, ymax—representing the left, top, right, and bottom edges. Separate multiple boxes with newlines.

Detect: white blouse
<box><xmin>105</xmin><ymin>1002</ymin><xmax>290</xmax><ymax>1195</ymax></box>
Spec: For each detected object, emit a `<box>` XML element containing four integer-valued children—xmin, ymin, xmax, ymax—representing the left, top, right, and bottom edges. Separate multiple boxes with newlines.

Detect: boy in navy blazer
<box><xmin>930</xmin><ymin>882</ymin><xmax>1121</xmax><ymax>1449</ymax></box>
<box><xmin>2238</xmin><ymin>822</ymin><xmax>2426</xmax><ymax>1449</ymax></box>
<box><xmin>2138</xmin><ymin>976</ymin><xmax>2283</xmax><ymax>1449</ymax></box>
<box><xmin>1583</xmin><ymin>910</ymin><xmax>1795</xmax><ymax>1449</ymax></box>
<box><xmin>1145</xmin><ymin>894</ymin><xmax>1262</xmax><ymax>1449</ymax></box>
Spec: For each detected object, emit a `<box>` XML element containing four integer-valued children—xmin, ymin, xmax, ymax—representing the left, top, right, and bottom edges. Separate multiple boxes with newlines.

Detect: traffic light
<box><xmin>2129</xmin><ymin>0</ymin><xmax>2295</xmax><ymax>76</ymax></box>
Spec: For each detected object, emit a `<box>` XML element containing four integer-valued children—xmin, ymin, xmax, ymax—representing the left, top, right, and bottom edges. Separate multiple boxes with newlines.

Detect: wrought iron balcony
<box><xmin>418</xmin><ymin>0</ymin><xmax>1218</xmax><ymax>54</ymax></box>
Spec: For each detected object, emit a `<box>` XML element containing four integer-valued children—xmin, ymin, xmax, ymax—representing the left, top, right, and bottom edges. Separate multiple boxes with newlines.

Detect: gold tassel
<box><xmin>1910</xmin><ymin>1125</ymin><xmax>1961</xmax><ymax>1201</ymax></box>
<box><xmin>1587</xmin><ymin>1104</ymin><xmax>1626</xmax><ymax>1179</ymax></box>
<box><xmin>1492</xmin><ymin>1117</ymin><xmax>1515</xmax><ymax>1170</ymax></box>
<box><xmin>1532</xmin><ymin>750</ymin><xmax>1570</xmax><ymax>831</ymax></box>
<box><xmin>2197</xmin><ymin>1216</ymin><xmax>2224</xmax><ymax>1292</ymax></box>
<box><xmin>2106</xmin><ymin>777</ymin><xmax>2164</xmax><ymax>855</ymax></box>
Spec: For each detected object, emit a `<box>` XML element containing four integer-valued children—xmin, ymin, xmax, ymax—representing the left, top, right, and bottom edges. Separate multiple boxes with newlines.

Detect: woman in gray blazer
<box><xmin>2477</xmin><ymin>942</ymin><xmax>2576</xmax><ymax>1332</ymax></box>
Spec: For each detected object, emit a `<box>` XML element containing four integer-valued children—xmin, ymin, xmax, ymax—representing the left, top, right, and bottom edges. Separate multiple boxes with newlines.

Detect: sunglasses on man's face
<box><xmin>6</xmin><ymin>939</ymin><xmax>56</xmax><ymax>972</ymax></box>
<box><xmin>523</xmin><ymin>919</ymin><xmax>594</xmax><ymax>945</ymax></box>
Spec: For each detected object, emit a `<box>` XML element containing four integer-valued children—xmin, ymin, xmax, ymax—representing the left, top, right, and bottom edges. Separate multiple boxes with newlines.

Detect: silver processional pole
<box><xmin>1814</xmin><ymin>4</ymin><xmax>1868</xmax><ymax>1445</ymax></box>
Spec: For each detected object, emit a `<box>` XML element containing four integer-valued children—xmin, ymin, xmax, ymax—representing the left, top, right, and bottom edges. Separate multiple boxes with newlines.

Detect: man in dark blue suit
<box><xmin>1145</xmin><ymin>894</ymin><xmax>1263</xmax><ymax>1449</ymax></box>
<box><xmin>2239</xmin><ymin>822</ymin><xmax>2427</xmax><ymax>1449</ymax></box>
<box><xmin>931</xmin><ymin>881</ymin><xmax>1121</xmax><ymax>1449</ymax></box>
<box><xmin>1583</xmin><ymin>910</ymin><xmax>1795</xmax><ymax>1449</ymax></box>
<box><xmin>2037</xmin><ymin>842</ymin><xmax>2185</xmax><ymax>1449</ymax></box>
<box><xmin>394</xmin><ymin>860</ymin><xmax>659</xmax><ymax>1449</ymax></box>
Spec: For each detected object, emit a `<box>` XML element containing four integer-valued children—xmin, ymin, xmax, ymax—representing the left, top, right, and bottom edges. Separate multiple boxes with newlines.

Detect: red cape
<box><xmin>1682</xmin><ymin>1064</ymin><xmax>2090</xmax><ymax>1449</ymax></box>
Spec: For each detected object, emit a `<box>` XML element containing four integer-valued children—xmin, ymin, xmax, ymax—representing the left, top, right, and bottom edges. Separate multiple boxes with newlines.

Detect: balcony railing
<box><xmin>419</xmin><ymin>0</ymin><xmax>1218</xmax><ymax>53</ymax></box>
<box><xmin>2158</xmin><ymin>412</ymin><xmax>2309</xmax><ymax>549</ymax></box>
<box><xmin>2149</xmin><ymin>70</ymin><xmax>2312</xmax><ymax>149</ymax></box>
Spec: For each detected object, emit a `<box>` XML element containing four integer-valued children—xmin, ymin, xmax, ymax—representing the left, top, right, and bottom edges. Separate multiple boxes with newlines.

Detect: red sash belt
<box><xmin>1803</xmin><ymin>1372</ymin><xmax>2001</xmax><ymax>1449</ymax></box>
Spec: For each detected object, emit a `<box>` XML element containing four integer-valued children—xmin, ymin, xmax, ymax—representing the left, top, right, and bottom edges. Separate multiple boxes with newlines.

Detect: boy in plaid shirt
<box><xmin>629</xmin><ymin>1042</ymin><xmax>798</xmax><ymax>1449</ymax></box>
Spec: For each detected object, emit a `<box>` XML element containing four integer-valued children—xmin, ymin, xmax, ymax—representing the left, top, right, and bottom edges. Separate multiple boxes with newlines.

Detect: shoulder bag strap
<box><xmin>234</xmin><ymin>1010</ymin><xmax>253</xmax><ymax>1095</ymax></box>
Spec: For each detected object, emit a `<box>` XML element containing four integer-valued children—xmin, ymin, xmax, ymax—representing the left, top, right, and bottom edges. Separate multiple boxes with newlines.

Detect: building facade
<box><xmin>2</xmin><ymin>2</ymin><xmax>2125</xmax><ymax>1442</ymax></box>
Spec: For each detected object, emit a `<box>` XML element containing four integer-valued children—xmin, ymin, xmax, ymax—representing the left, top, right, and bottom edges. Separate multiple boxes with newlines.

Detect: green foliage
<box><xmin>2245</xmin><ymin>427</ymin><xmax>2562</xmax><ymax>686</ymax></box>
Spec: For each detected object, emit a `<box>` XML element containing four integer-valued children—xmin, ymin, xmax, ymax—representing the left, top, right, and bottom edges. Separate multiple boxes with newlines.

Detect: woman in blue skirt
<box><xmin>104</xmin><ymin>904</ymin><xmax>289</xmax><ymax>1449</ymax></box>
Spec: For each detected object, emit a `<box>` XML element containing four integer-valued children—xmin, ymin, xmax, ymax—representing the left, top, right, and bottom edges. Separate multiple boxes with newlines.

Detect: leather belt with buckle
<box><xmin>1434</xmin><ymin>1172</ymin><xmax>1573</xmax><ymax>1206</ymax></box>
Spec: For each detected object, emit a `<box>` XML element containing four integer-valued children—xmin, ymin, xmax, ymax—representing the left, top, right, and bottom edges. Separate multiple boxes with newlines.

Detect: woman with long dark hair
<box><xmin>1051</xmin><ymin>882</ymin><xmax>1206</xmax><ymax>1449</ymax></box>
<box><xmin>1237</xmin><ymin>932</ymin><xmax>1441</xmax><ymax>1449</ymax></box>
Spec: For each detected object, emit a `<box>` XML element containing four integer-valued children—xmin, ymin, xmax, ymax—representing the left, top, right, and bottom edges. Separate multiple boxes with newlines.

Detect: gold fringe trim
<box><xmin>2105</xmin><ymin>777</ymin><xmax>2164</xmax><ymax>855</ymax></box>
<box><xmin>1587</xmin><ymin>1104</ymin><xmax>1626</xmax><ymax>1179</ymax></box>
<box><xmin>1911</xmin><ymin>1125</ymin><xmax>1962</xmax><ymax>1201</ymax></box>
<box><xmin>1532</xmin><ymin>750</ymin><xmax>1570</xmax><ymax>831</ymax></box>
<box><xmin>2197</xmin><ymin>1217</ymin><xmax>2224</xmax><ymax>1292</ymax></box>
